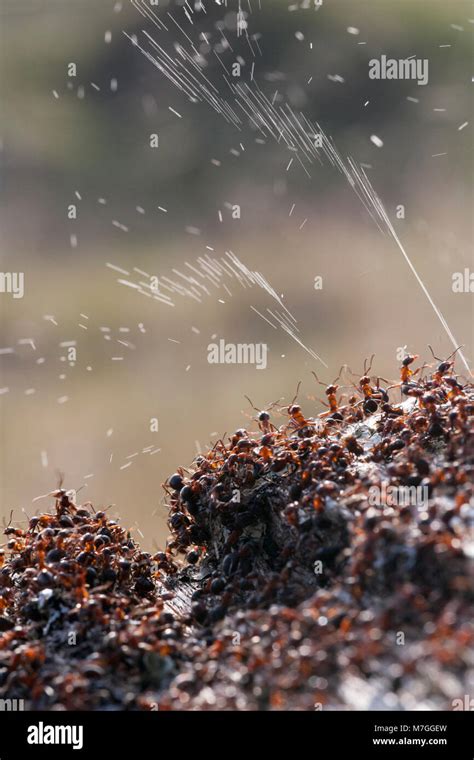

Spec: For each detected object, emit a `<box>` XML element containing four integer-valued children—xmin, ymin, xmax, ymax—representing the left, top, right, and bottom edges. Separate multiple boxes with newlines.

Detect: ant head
<box><xmin>359</xmin><ymin>375</ymin><xmax>370</xmax><ymax>386</ymax></box>
<box><xmin>402</xmin><ymin>355</ymin><xmax>417</xmax><ymax>367</ymax></box>
<box><xmin>244</xmin><ymin>394</ymin><xmax>280</xmax><ymax>423</ymax></box>
<box><xmin>437</xmin><ymin>361</ymin><xmax>453</xmax><ymax>374</ymax></box>
<box><xmin>428</xmin><ymin>344</ymin><xmax>463</xmax><ymax>373</ymax></box>
<box><xmin>326</xmin><ymin>384</ymin><xmax>337</xmax><ymax>395</ymax></box>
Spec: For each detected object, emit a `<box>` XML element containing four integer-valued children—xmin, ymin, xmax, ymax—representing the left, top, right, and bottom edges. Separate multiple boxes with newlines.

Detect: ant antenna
<box><xmin>290</xmin><ymin>381</ymin><xmax>301</xmax><ymax>407</ymax></box>
<box><xmin>445</xmin><ymin>346</ymin><xmax>463</xmax><ymax>362</ymax></box>
<box><xmin>244</xmin><ymin>395</ymin><xmax>259</xmax><ymax>413</ymax></box>
<box><xmin>3</xmin><ymin>510</ymin><xmax>14</xmax><ymax>530</ymax></box>
<box><xmin>429</xmin><ymin>345</ymin><xmax>463</xmax><ymax>364</ymax></box>
<box><xmin>311</xmin><ymin>371</ymin><xmax>326</xmax><ymax>387</ymax></box>
<box><xmin>364</xmin><ymin>354</ymin><xmax>375</xmax><ymax>375</ymax></box>
<box><xmin>334</xmin><ymin>364</ymin><xmax>348</xmax><ymax>384</ymax></box>
<box><xmin>245</xmin><ymin>395</ymin><xmax>282</xmax><ymax>414</ymax></box>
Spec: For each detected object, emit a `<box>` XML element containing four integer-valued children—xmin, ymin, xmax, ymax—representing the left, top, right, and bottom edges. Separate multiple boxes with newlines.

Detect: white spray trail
<box><xmin>125</xmin><ymin>3</ymin><xmax>471</xmax><ymax>374</ymax></box>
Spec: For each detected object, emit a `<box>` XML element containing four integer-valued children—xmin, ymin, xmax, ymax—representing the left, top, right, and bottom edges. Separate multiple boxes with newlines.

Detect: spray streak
<box><xmin>126</xmin><ymin>2</ymin><xmax>470</xmax><ymax>374</ymax></box>
<box><xmin>346</xmin><ymin>158</ymin><xmax>471</xmax><ymax>374</ymax></box>
<box><xmin>107</xmin><ymin>252</ymin><xmax>327</xmax><ymax>367</ymax></box>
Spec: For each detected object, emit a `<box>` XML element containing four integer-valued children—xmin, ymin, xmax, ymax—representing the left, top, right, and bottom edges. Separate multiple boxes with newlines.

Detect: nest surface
<box><xmin>0</xmin><ymin>357</ymin><xmax>473</xmax><ymax>710</ymax></box>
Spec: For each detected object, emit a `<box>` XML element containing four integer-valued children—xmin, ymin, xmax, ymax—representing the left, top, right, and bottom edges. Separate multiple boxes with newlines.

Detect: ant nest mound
<box><xmin>0</xmin><ymin>354</ymin><xmax>472</xmax><ymax>710</ymax></box>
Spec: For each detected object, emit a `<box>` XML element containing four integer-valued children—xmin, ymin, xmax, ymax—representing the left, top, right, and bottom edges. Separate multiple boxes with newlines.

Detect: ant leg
<box><xmin>162</xmin><ymin>483</ymin><xmax>172</xmax><ymax>497</ymax></box>
<box><xmin>350</xmin><ymin>382</ymin><xmax>363</xmax><ymax>396</ymax></box>
<box><xmin>412</xmin><ymin>363</ymin><xmax>428</xmax><ymax>378</ymax></box>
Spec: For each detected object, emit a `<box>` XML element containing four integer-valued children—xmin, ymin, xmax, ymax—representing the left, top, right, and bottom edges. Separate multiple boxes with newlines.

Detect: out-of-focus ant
<box><xmin>32</xmin><ymin>475</ymin><xmax>83</xmax><ymax>515</ymax></box>
<box><xmin>1</xmin><ymin>511</ymin><xmax>27</xmax><ymax>554</ymax></box>
<box><xmin>3</xmin><ymin>511</ymin><xmax>24</xmax><ymax>537</ymax></box>
<box><xmin>163</xmin><ymin>467</ymin><xmax>188</xmax><ymax>496</ymax></box>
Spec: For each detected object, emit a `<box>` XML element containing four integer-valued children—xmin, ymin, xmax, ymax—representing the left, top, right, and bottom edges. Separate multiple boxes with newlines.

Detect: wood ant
<box><xmin>350</xmin><ymin>354</ymin><xmax>376</xmax><ymax>396</ymax></box>
<box><xmin>390</xmin><ymin>353</ymin><xmax>430</xmax><ymax>397</ymax></box>
<box><xmin>3</xmin><ymin>510</ymin><xmax>25</xmax><ymax>538</ymax></box>
<box><xmin>280</xmin><ymin>381</ymin><xmax>311</xmax><ymax>430</ymax></box>
<box><xmin>244</xmin><ymin>395</ymin><xmax>280</xmax><ymax>434</ymax></box>
<box><xmin>397</xmin><ymin>354</ymin><xmax>425</xmax><ymax>384</ymax></box>
<box><xmin>349</xmin><ymin>355</ymin><xmax>389</xmax><ymax>413</ymax></box>
<box><xmin>311</xmin><ymin>365</ymin><xmax>349</xmax><ymax>417</ymax></box>
<box><xmin>428</xmin><ymin>345</ymin><xmax>463</xmax><ymax>384</ymax></box>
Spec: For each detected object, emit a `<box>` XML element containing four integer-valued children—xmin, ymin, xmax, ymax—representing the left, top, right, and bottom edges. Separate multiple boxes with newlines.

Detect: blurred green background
<box><xmin>0</xmin><ymin>0</ymin><xmax>472</xmax><ymax>549</ymax></box>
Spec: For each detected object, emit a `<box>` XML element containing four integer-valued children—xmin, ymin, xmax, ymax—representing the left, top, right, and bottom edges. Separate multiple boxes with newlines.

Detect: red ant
<box><xmin>244</xmin><ymin>395</ymin><xmax>280</xmax><ymax>434</ymax></box>
<box><xmin>349</xmin><ymin>355</ymin><xmax>389</xmax><ymax>413</ymax></box>
<box><xmin>312</xmin><ymin>365</ymin><xmax>349</xmax><ymax>417</ymax></box>
<box><xmin>399</xmin><ymin>354</ymin><xmax>419</xmax><ymax>383</ymax></box>
<box><xmin>385</xmin><ymin>354</ymin><xmax>429</xmax><ymax>403</ymax></box>
<box><xmin>2</xmin><ymin>510</ymin><xmax>25</xmax><ymax>538</ymax></box>
<box><xmin>281</xmin><ymin>382</ymin><xmax>309</xmax><ymax>429</ymax></box>
<box><xmin>351</xmin><ymin>354</ymin><xmax>376</xmax><ymax>395</ymax></box>
<box><xmin>428</xmin><ymin>345</ymin><xmax>462</xmax><ymax>384</ymax></box>
<box><xmin>394</xmin><ymin>353</ymin><xmax>431</xmax><ymax>396</ymax></box>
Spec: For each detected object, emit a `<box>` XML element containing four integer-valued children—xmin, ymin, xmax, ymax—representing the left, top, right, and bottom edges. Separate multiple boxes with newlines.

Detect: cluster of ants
<box><xmin>163</xmin><ymin>347</ymin><xmax>472</xmax><ymax>598</ymax></box>
<box><xmin>0</xmin><ymin>479</ymin><xmax>190</xmax><ymax>708</ymax></box>
<box><xmin>0</xmin><ymin>349</ymin><xmax>472</xmax><ymax>709</ymax></box>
